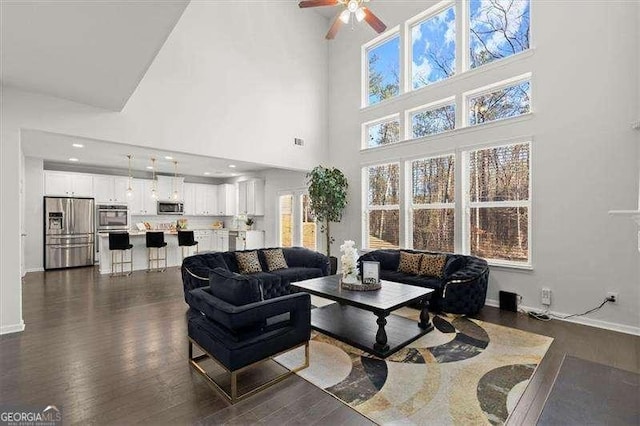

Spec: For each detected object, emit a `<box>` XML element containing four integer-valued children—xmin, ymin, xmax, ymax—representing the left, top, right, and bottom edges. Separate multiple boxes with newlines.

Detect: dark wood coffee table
<box><xmin>291</xmin><ymin>275</ymin><xmax>434</xmax><ymax>358</ymax></box>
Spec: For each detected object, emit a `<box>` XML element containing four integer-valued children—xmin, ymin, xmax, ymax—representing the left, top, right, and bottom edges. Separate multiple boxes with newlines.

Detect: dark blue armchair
<box><xmin>186</xmin><ymin>268</ymin><xmax>311</xmax><ymax>403</ymax></box>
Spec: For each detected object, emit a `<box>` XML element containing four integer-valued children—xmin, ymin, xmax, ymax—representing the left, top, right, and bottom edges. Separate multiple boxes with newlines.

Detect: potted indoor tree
<box><xmin>306</xmin><ymin>165</ymin><xmax>348</xmax><ymax>274</ymax></box>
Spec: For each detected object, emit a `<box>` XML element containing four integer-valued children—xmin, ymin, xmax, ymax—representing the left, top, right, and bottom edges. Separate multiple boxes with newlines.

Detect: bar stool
<box><xmin>146</xmin><ymin>232</ymin><xmax>167</xmax><ymax>272</ymax></box>
<box><xmin>178</xmin><ymin>230</ymin><xmax>199</xmax><ymax>260</ymax></box>
<box><xmin>109</xmin><ymin>232</ymin><xmax>133</xmax><ymax>277</ymax></box>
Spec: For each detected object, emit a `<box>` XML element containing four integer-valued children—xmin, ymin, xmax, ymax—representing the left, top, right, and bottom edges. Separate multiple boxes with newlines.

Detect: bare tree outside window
<box><xmin>366</xmin><ymin>118</ymin><xmax>400</xmax><ymax>148</ymax></box>
<box><xmin>279</xmin><ymin>195</ymin><xmax>293</xmax><ymax>247</ymax></box>
<box><xmin>470</xmin><ymin>0</ymin><xmax>530</xmax><ymax>68</ymax></box>
<box><xmin>367</xmin><ymin>35</ymin><xmax>400</xmax><ymax>105</ymax></box>
<box><xmin>366</xmin><ymin>163</ymin><xmax>400</xmax><ymax>249</ymax></box>
<box><xmin>301</xmin><ymin>194</ymin><xmax>316</xmax><ymax>250</ymax></box>
<box><xmin>468</xmin><ymin>142</ymin><xmax>530</xmax><ymax>263</ymax></box>
<box><xmin>412</xmin><ymin>155</ymin><xmax>455</xmax><ymax>252</ymax></box>
<box><xmin>412</xmin><ymin>103</ymin><xmax>456</xmax><ymax>138</ymax></box>
<box><xmin>411</xmin><ymin>5</ymin><xmax>456</xmax><ymax>89</ymax></box>
<box><xmin>469</xmin><ymin>80</ymin><xmax>530</xmax><ymax>125</ymax></box>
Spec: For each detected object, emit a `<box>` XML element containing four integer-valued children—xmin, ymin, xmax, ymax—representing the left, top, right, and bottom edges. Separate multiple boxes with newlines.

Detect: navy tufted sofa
<box><xmin>358</xmin><ymin>249</ymin><xmax>489</xmax><ymax>315</ymax></box>
<box><xmin>181</xmin><ymin>247</ymin><xmax>330</xmax><ymax>306</ymax></box>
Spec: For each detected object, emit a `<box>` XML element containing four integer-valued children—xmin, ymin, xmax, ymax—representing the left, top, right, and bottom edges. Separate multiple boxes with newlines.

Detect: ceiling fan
<box><xmin>299</xmin><ymin>0</ymin><xmax>387</xmax><ymax>40</ymax></box>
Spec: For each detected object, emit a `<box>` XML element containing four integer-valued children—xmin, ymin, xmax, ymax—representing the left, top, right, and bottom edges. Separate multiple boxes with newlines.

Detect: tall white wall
<box><xmin>0</xmin><ymin>1</ymin><xmax>330</xmax><ymax>333</ymax></box>
<box><xmin>327</xmin><ymin>1</ymin><xmax>640</xmax><ymax>332</ymax></box>
<box><xmin>23</xmin><ymin>158</ymin><xmax>44</xmax><ymax>272</ymax></box>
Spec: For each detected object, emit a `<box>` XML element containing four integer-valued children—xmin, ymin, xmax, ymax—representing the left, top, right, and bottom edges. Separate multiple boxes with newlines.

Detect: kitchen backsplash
<box><xmin>131</xmin><ymin>215</ymin><xmax>264</xmax><ymax>230</ymax></box>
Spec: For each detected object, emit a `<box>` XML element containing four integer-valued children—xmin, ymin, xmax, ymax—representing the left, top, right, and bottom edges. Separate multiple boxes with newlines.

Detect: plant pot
<box><xmin>329</xmin><ymin>256</ymin><xmax>338</xmax><ymax>275</ymax></box>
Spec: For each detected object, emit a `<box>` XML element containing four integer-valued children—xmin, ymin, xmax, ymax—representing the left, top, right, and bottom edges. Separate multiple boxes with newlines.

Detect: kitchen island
<box><xmin>97</xmin><ymin>229</ymin><xmax>230</xmax><ymax>274</ymax></box>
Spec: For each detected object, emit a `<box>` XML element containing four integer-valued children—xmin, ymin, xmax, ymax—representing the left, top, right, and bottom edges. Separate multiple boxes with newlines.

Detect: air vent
<box><xmin>294</xmin><ymin>138</ymin><xmax>304</xmax><ymax>146</ymax></box>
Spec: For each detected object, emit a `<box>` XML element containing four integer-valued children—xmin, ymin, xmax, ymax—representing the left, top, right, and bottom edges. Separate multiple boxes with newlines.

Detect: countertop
<box><xmin>98</xmin><ymin>228</ymin><xmax>228</xmax><ymax>236</ymax></box>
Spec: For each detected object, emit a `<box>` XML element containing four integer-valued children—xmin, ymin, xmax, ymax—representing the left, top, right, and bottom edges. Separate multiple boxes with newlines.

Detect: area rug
<box><xmin>276</xmin><ymin>308</ymin><xmax>553</xmax><ymax>425</ymax></box>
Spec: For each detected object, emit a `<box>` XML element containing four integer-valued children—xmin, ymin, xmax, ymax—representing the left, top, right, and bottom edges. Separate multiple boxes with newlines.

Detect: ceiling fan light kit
<box><xmin>298</xmin><ymin>0</ymin><xmax>387</xmax><ymax>40</ymax></box>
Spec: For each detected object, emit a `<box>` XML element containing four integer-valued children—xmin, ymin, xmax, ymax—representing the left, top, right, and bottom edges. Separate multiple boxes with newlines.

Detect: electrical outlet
<box><xmin>541</xmin><ymin>288</ymin><xmax>552</xmax><ymax>306</ymax></box>
<box><xmin>606</xmin><ymin>292</ymin><xmax>618</xmax><ymax>303</ymax></box>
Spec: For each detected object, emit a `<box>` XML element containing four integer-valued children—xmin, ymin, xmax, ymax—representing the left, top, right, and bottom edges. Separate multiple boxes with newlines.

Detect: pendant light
<box><xmin>125</xmin><ymin>154</ymin><xmax>134</xmax><ymax>198</ymax></box>
<box><xmin>171</xmin><ymin>160</ymin><xmax>180</xmax><ymax>201</ymax></box>
<box><xmin>150</xmin><ymin>157</ymin><xmax>158</xmax><ymax>200</ymax></box>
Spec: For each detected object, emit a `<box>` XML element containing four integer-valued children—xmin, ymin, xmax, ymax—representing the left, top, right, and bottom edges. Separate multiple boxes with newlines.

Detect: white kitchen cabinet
<box><xmin>194</xmin><ymin>230</ymin><xmax>213</xmax><ymax>251</ymax></box>
<box><xmin>237</xmin><ymin>179</ymin><xmax>264</xmax><ymax>216</ymax></box>
<box><xmin>217</xmin><ymin>184</ymin><xmax>236</xmax><ymax>216</ymax></box>
<box><xmin>244</xmin><ymin>230</ymin><xmax>265</xmax><ymax>250</ymax></box>
<box><xmin>93</xmin><ymin>175</ymin><xmax>131</xmax><ymax>203</ymax></box>
<box><xmin>183</xmin><ymin>183</ymin><xmax>197</xmax><ymax>215</ymax></box>
<box><xmin>212</xmin><ymin>230</ymin><xmax>229</xmax><ymax>252</ymax></box>
<box><xmin>156</xmin><ymin>175</ymin><xmax>184</xmax><ymax>201</ymax></box>
<box><xmin>191</xmin><ymin>184</ymin><xmax>218</xmax><ymax>216</ymax></box>
<box><xmin>113</xmin><ymin>177</ymin><xmax>131</xmax><ymax>202</ymax></box>
<box><xmin>45</xmin><ymin>171</ymin><xmax>94</xmax><ymax>197</ymax></box>
<box><xmin>129</xmin><ymin>179</ymin><xmax>157</xmax><ymax>216</ymax></box>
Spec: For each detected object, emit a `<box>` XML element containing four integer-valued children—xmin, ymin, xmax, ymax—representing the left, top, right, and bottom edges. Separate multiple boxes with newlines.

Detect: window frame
<box><xmin>362</xmin><ymin>162</ymin><xmax>402</xmax><ymax>249</ymax></box>
<box><xmin>407</xmin><ymin>153</ymin><xmax>456</xmax><ymax>253</ymax></box>
<box><xmin>463</xmin><ymin>73</ymin><xmax>532</xmax><ymax>127</ymax></box>
<box><xmin>405</xmin><ymin>0</ymin><xmax>458</xmax><ymax>92</ymax></box>
<box><xmin>277</xmin><ymin>189</ymin><xmax>317</xmax><ymax>249</ymax></box>
<box><xmin>405</xmin><ymin>96</ymin><xmax>457</xmax><ymax>140</ymax></box>
<box><xmin>362</xmin><ymin>113</ymin><xmax>401</xmax><ymax>150</ymax></box>
<box><xmin>468</xmin><ymin>0</ymin><xmax>532</xmax><ymax>71</ymax></box>
<box><xmin>461</xmin><ymin>140</ymin><xmax>533</xmax><ymax>268</ymax></box>
<box><xmin>362</xmin><ymin>27</ymin><xmax>402</xmax><ymax>108</ymax></box>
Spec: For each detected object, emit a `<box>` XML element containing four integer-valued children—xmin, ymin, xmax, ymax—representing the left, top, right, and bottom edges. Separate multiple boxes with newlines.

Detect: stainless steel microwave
<box><xmin>157</xmin><ymin>201</ymin><xmax>184</xmax><ymax>215</ymax></box>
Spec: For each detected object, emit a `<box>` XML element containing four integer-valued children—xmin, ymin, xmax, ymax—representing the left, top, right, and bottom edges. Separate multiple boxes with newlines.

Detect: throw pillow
<box><xmin>398</xmin><ymin>251</ymin><xmax>422</xmax><ymax>275</ymax></box>
<box><xmin>419</xmin><ymin>254</ymin><xmax>447</xmax><ymax>278</ymax></box>
<box><xmin>235</xmin><ymin>251</ymin><xmax>262</xmax><ymax>274</ymax></box>
<box><xmin>262</xmin><ymin>248</ymin><xmax>289</xmax><ymax>272</ymax></box>
<box><xmin>209</xmin><ymin>267</ymin><xmax>263</xmax><ymax>305</ymax></box>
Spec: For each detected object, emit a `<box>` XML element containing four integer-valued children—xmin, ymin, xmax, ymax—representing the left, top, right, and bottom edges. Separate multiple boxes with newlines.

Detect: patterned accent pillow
<box><xmin>398</xmin><ymin>251</ymin><xmax>422</xmax><ymax>275</ymax></box>
<box><xmin>235</xmin><ymin>251</ymin><xmax>262</xmax><ymax>274</ymax></box>
<box><xmin>419</xmin><ymin>254</ymin><xmax>447</xmax><ymax>278</ymax></box>
<box><xmin>262</xmin><ymin>248</ymin><xmax>289</xmax><ymax>272</ymax></box>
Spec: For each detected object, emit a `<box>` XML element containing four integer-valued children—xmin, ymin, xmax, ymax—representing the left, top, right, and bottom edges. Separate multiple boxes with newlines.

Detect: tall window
<box><xmin>467</xmin><ymin>142</ymin><xmax>530</xmax><ymax>265</ymax></box>
<box><xmin>364</xmin><ymin>115</ymin><xmax>400</xmax><ymax>148</ymax></box>
<box><xmin>411</xmin><ymin>155</ymin><xmax>455</xmax><ymax>252</ymax></box>
<box><xmin>470</xmin><ymin>0</ymin><xmax>530</xmax><ymax>69</ymax></box>
<box><xmin>410</xmin><ymin>101</ymin><xmax>456</xmax><ymax>138</ymax></box>
<box><xmin>468</xmin><ymin>79</ymin><xmax>531</xmax><ymax>126</ymax></box>
<box><xmin>301</xmin><ymin>194</ymin><xmax>316</xmax><ymax>250</ymax></box>
<box><xmin>366</xmin><ymin>34</ymin><xmax>400</xmax><ymax>106</ymax></box>
<box><xmin>410</xmin><ymin>4</ymin><xmax>456</xmax><ymax>89</ymax></box>
<box><xmin>279</xmin><ymin>195</ymin><xmax>293</xmax><ymax>247</ymax></box>
<box><xmin>365</xmin><ymin>163</ymin><xmax>400</xmax><ymax>248</ymax></box>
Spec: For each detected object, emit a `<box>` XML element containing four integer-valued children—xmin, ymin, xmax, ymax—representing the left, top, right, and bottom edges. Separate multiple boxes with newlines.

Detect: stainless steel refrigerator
<box><xmin>44</xmin><ymin>197</ymin><xmax>95</xmax><ymax>270</ymax></box>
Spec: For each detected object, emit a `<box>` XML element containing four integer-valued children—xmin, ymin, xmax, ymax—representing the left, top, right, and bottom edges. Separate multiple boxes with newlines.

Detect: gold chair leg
<box><xmin>188</xmin><ymin>339</ymin><xmax>310</xmax><ymax>404</ymax></box>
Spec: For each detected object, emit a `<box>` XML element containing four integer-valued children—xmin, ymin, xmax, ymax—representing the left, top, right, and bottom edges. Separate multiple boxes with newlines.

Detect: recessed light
<box><xmin>203</xmin><ymin>172</ymin><xmax>211</xmax><ymax>175</ymax></box>
<box><xmin>146</xmin><ymin>166</ymin><xmax>154</xmax><ymax>170</ymax></box>
<box><xmin>69</xmin><ymin>158</ymin><xmax>79</xmax><ymax>162</ymax></box>
<box><xmin>164</xmin><ymin>156</ymin><xmax>173</xmax><ymax>160</ymax></box>
<box><xmin>72</xmin><ymin>143</ymin><xmax>84</xmax><ymax>148</ymax></box>
<box><xmin>228</xmin><ymin>164</ymin><xmax>236</xmax><ymax>168</ymax></box>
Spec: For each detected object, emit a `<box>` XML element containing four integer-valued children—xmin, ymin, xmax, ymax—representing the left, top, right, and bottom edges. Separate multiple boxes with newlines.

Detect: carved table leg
<box><xmin>419</xmin><ymin>298</ymin><xmax>432</xmax><ymax>330</ymax></box>
<box><xmin>374</xmin><ymin>312</ymin><xmax>390</xmax><ymax>352</ymax></box>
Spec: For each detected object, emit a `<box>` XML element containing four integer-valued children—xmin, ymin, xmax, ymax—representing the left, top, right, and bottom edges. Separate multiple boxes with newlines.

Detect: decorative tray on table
<box><xmin>340</xmin><ymin>278</ymin><xmax>381</xmax><ymax>291</ymax></box>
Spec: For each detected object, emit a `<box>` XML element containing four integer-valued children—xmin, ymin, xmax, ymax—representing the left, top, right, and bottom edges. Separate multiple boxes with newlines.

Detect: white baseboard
<box><xmin>485</xmin><ymin>299</ymin><xmax>640</xmax><ymax>336</ymax></box>
<box><xmin>24</xmin><ymin>267</ymin><xmax>44</xmax><ymax>273</ymax></box>
<box><xmin>0</xmin><ymin>321</ymin><xmax>25</xmax><ymax>335</ymax></box>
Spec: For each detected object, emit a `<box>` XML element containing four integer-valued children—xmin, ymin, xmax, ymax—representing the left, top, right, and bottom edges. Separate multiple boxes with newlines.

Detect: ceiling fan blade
<box><xmin>299</xmin><ymin>0</ymin><xmax>338</xmax><ymax>8</ymax></box>
<box><xmin>362</xmin><ymin>7</ymin><xmax>387</xmax><ymax>33</ymax></box>
<box><xmin>325</xmin><ymin>13</ymin><xmax>343</xmax><ymax>40</ymax></box>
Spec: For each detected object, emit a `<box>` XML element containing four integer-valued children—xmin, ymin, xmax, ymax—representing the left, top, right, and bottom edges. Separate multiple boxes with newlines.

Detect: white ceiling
<box><xmin>21</xmin><ymin>130</ymin><xmax>267</xmax><ymax>178</ymax></box>
<box><xmin>0</xmin><ymin>0</ymin><xmax>189</xmax><ymax>111</ymax></box>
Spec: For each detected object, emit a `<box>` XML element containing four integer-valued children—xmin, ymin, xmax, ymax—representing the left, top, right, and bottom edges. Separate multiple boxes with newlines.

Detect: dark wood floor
<box><xmin>1</xmin><ymin>266</ymin><xmax>637</xmax><ymax>425</ymax></box>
